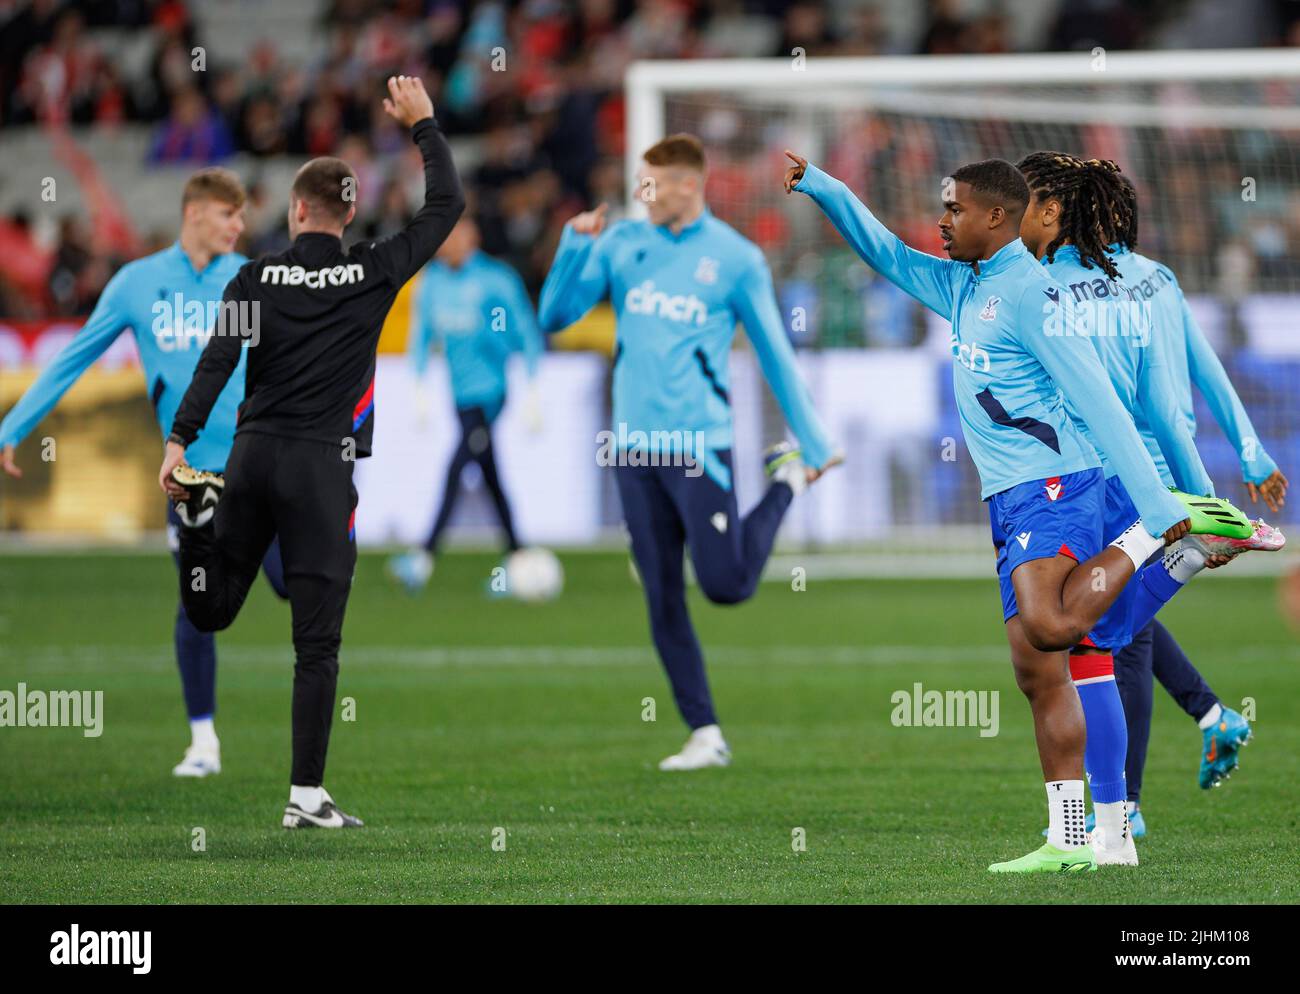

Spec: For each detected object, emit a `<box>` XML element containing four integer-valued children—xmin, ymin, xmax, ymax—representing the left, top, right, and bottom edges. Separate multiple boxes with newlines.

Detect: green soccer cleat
<box><xmin>763</xmin><ymin>441</ymin><xmax>807</xmax><ymax>495</ymax></box>
<box><xmin>1170</xmin><ymin>490</ymin><xmax>1254</xmax><ymax>540</ymax></box>
<box><xmin>988</xmin><ymin>842</ymin><xmax>1096</xmax><ymax>874</ymax></box>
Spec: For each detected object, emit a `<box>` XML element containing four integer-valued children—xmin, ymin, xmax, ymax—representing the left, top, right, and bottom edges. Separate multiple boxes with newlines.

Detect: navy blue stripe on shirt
<box><xmin>693</xmin><ymin>348</ymin><xmax>729</xmax><ymax>405</ymax></box>
<box><xmin>976</xmin><ymin>387</ymin><xmax>1061</xmax><ymax>454</ymax></box>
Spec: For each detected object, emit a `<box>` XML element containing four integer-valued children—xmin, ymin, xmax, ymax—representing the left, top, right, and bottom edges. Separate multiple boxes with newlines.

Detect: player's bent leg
<box><xmin>1012</xmin><ymin>554</ymin><xmax>1105</xmax><ymax>652</ymax></box>
<box><xmin>1115</xmin><ymin>510</ymin><xmax>1283</xmax><ymax>643</ymax></box>
<box><xmin>681</xmin><ymin>448</ymin><xmax>797</xmax><ymax>606</ymax></box>
<box><xmin>173</xmin><ymin>438</ymin><xmax>276</xmax><ymax>633</ymax></box>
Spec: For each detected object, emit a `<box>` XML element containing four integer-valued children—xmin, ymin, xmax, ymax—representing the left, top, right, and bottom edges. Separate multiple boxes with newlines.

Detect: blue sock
<box><xmin>1115</xmin><ymin>625</ymin><xmax>1155</xmax><ymax>804</ymax></box>
<box><xmin>1072</xmin><ymin>653</ymin><xmax>1128</xmax><ymax>804</ymax></box>
<box><xmin>1125</xmin><ymin>557</ymin><xmax>1185</xmax><ymax>640</ymax></box>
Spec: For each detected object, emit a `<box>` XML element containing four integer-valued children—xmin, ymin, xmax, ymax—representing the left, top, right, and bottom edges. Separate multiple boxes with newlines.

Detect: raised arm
<box><xmin>1</xmin><ymin>272</ymin><xmax>129</xmax><ymax>477</ymax></box>
<box><xmin>366</xmin><ymin>77</ymin><xmax>466</xmax><ymax>288</ymax></box>
<box><xmin>538</xmin><ymin>204</ymin><xmax>613</xmax><ymax>333</ymax></box>
<box><xmin>1023</xmin><ymin>292</ymin><xmax>1186</xmax><ymax>537</ymax></box>
<box><xmin>1182</xmin><ymin>294</ymin><xmax>1284</xmax><ymax>510</ymax></box>
<box><xmin>731</xmin><ymin>249</ymin><xmax>836</xmax><ymax>472</ymax></box>
<box><xmin>785</xmin><ymin>151</ymin><xmax>956</xmax><ymax>318</ymax></box>
<box><xmin>1136</xmin><ymin>318</ymin><xmax>1215</xmax><ymax>497</ymax></box>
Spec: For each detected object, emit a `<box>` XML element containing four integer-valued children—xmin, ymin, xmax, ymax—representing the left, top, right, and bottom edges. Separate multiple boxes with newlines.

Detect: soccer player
<box><xmin>784</xmin><ymin>150</ymin><xmax>1252</xmax><ymax>872</ymax></box>
<box><xmin>538</xmin><ymin>134</ymin><xmax>839</xmax><ymax>771</ymax></box>
<box><xmin>0</xmin><ymin>168</ymin><xmax>287</xmax><ymax>778</ymax></box>
<box><xmin>387</xmin><ymin>214</ymin><xmax>542</xmax><ymax>592</ymax></box>
<box><xmin>1015</xmin><ymin>152</ymin><xmax>1284</xmax><ymax>864</ymax></box>
<box><xmin>1106</xmin><ymin>171</ymin><xmax>1285</xmax><ymax>828</ymax></box>
<box><xmin>158</xmin><ymin>75</ymin><xmax>465</xmax><ymax>828</ymax></box>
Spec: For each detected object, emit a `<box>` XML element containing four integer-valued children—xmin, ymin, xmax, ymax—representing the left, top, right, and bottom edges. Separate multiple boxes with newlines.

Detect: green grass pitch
<box><xmin>0</xmin><ymin>550</ymin><xmax>1296</xmax><ymax>903</ymax></box>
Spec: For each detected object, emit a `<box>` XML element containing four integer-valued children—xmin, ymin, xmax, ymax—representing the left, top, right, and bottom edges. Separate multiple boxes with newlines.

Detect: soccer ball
<box><xmin>506</xmin><ymin>547</ymin><xmax>564</xmax><ymax>602</ymax></box>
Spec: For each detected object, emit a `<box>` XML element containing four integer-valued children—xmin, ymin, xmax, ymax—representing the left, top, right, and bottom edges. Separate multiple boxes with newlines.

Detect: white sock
<box><xmin>1094</xmin><ymin>800</ymin><xmax>1129</xmax><ymax>850</ymax></box>
<box><xmin>690</xmin><ymin>723</ymin><xmax>726</xmax><ymax>748</ymax></box>
<box><xmin>773</xmin><ymin>461</ymin><xmax>807</xmax><ymax>496</ymax></box>
<box><xmin>1164</xmin><ymin>540</ymin><xmax>1208</xmax><ymax>584</ymax></box>
<box><xmin>1045</xmin><ymin>779</ymin><xmax>1087</xmax><ymax>851</ymax></box>
<box><xmin>1109</xmin><ymin>520</ymin><xmax>1165</xmax><ymax>571</ymax></box>
<box><xmin>1198</xmin><ymin>702</ymin><xmax>1223</xmax><ymax>730</ymax></box>
<box><xmin>190</xmin><ymin>716</ymin><xmax>218</xmax><ymax>750</ymax></box>
<box><xmin>290</xmin><ymin>785</ymin><xmax>323</xmax><ymax>812</ymax></box>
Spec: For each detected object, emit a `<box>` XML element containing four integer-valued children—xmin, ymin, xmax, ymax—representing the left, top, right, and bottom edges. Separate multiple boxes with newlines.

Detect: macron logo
<box><xmin>1016</xmin><ymin>531</ymin><xmax>1031</xmax><ymax>550</ymax></box>
<box><xmin>624</xmin><ymin>280</ymin><xmax>708</xmax><ymax>325</ymax></box>
<box><xmin>1045</xmin><ymin>478</ymin><xmax>1063</xmax><ymax>502</ymax></box>
<box><xmin>50</xmin><ymin>924</ymin><xmax>151</xmax><ymax>974</ymax></box>
<box><xmin>261</xmin><ymin>263</ymin><xmax>365</xmax><ymax>288</ymax></box>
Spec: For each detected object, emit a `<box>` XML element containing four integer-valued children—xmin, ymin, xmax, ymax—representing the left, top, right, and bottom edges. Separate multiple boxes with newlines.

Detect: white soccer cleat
<box><xmin>172</xmin><ymin>744</ymin><xmax>221</xmax><ymax>778</ymax></box>
<box><xmin>658</xmin><ymin>724</ymin><xmax>731</xmax><ymax>771</ymax></box>
<box><xmin>1089</xmin><ymin>825</ymin><xmax>1139</xmax><ymax>866</ymax></box>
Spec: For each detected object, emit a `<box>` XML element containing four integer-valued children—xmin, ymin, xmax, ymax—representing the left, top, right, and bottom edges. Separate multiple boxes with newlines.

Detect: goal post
<box><xmin>623</xmin><ymin>50</ymin><xmax>1300</xmax><ymax>577</ymax></box>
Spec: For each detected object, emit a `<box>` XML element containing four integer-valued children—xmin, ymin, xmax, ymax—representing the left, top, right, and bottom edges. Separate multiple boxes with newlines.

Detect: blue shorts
<box><xmin>989</xmin><ymin>468</ymin><xmax>1106</xmax><ymax>623</ymax></box>
<box><xmin>1087</xmin><ymin>475</ymin><xmax>1143</xmax><ymax>651</ymax></box>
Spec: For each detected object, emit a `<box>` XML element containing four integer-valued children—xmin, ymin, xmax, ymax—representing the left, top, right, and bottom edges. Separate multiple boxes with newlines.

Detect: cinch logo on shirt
<box><xmin>950</xmin><ymin>332</ymin><xmax>991</xmax><ymax>373</ymax></box>
<box><xmin>624</xmin><ymin>280</ymin><xmax>708</xmax><ymax>325</ymax></box>
<box><xmin>261</xmin><ymin>263</ymin><xmax>365</xmax><ymax>288</ymax></box>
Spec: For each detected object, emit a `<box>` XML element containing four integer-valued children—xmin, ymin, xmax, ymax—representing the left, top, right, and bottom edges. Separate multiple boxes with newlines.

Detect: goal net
<box><xmin>626</xmin><ymin>51</ymin><xmax>1300</xmax><ymax>577</ymax></box>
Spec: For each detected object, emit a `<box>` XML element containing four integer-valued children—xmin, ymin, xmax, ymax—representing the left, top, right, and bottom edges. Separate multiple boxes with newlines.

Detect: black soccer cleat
<box><xmin>282</xmin><ymin>790</ymin><xmax>365</xmax><ymax>829</ymax></box>
<box><xmin>171</xmin><ymin>464</ymin><xmax>224</xmax><ymax>528</ymax></box>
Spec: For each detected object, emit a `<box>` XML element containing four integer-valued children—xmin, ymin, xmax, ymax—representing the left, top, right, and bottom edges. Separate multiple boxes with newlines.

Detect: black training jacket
<box><xmin>170</xmin><ymin>118</ymin><xmax>465</xmax><ymax>458</ymax></box>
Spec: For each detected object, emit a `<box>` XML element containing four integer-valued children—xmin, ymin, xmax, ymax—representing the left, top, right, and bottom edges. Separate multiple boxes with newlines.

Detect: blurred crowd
<box><xmin>5</xmin><ymin>0</ymin><xmax>1300</xmax><ymax>325</ymax></box>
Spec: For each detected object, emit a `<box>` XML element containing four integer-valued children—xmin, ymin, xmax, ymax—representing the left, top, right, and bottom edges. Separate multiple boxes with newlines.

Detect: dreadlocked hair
<box><xmin>1016</xmin><ymin>151</ymin><xmax>1133</xmax><ymax>280</ymax></box>
<box><xmin>1114</xmin><ymin>172</ymin><xmax>1139</xmax><ymax>250</ymax></box>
